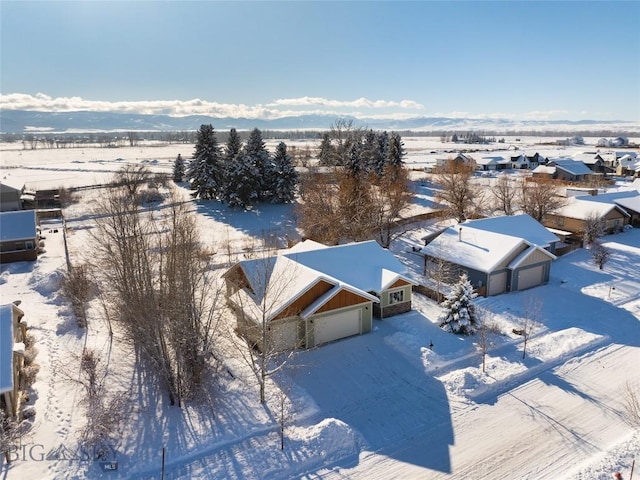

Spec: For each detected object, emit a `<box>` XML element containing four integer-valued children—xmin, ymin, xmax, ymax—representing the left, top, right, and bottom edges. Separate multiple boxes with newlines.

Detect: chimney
<box><xmin>458</xmin><ymin>227</ymin><xmax>463</xmax><ymax>242</ymax></box>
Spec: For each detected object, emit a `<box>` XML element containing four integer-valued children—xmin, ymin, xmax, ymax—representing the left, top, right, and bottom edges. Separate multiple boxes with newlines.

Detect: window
<box><xmin>25</xmin><ymin>241</ymin><xmax>34</xmax><ymax>250</ymax></box>
<box><xmin>389</xmin><ymin>290</ymin><xmax>404</xmax><ymax>305</ymax></box>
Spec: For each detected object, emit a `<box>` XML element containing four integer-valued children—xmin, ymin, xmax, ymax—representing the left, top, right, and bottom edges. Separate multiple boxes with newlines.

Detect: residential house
<box><xmin>223</xmin><ymin>240</ymin><xmax>415</xmax><ymax>351</ymax></box>
<box><xmin>573</xmin><ymin>188</ymin><xmax>640</xmax><ymax>228</ymax></box>
<box><xmin>533</xmin><ymin>158</ymin><xmax>593</xmax><ymax>182</ymax></box>
<box><xmin>544</xmin><ymin>197</ymin><xmax>630</xmax><ymax>242</ymax></box>
<box><xmin>572</xmin><ymin>152</ymin><xmax>607</xmax><ymax>174</ymax></box>
<box><xmin>0</xmin><ymin>179</ymin><xmax>25</xmax><ymax>212</ymax></box>
<box><xmin>509</xmin><ymin>154</ymin><xmax>530</xmax><ymax>169</ymax></box>
<box><xmin>615</xmin><ymin>154</ymin><xmax>640</xmax><ymax>177</ymax></box>
<box><xmin>525</xmin><ymin>152</ymin><xmax>547</xmax><ymax>169</ymax></box>
<box><xmin>0</xmin><ymin>210</ymin><xmax>40</xmax><ymax>263</ymax></box>
<box><xmin>435</xmin><ymin>153</ymin><xmax>476</xmax><ymax>171</ymax></box>
<box><xmin>476</xmin><ymin>156</ymin><xmax>511</xmax><ymax>171</ymax></box>
<box><xmin>0</xmin><ymin>303</ymin><xmax>26</xmax><ymax>419</ymax></box>
<box><xmin>421</xmin><ymin>214</ymin><xmax>558</xmax><ymax>296</ymax></box>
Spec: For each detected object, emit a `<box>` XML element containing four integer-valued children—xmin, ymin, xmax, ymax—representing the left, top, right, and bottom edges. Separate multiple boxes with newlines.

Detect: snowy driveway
<box><xmin>288</xmin><ymin>319</ymin><xmax>454</xmax><ymax>475</ymax></box>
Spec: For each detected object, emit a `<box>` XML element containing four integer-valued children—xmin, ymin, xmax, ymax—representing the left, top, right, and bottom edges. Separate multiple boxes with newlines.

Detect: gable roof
<box><xmin>576</xmin><ymin>190</ymin><xmax>640</xmax><ymax>215</ymax></box>
<box><xmin>549</xmin><ymin>158</ymin><xmax>593</xmax><ymax>176</ymax></box>
<box><xmin>284</xmin><ymin>240</ymin><xmax>414</xmax><ymax>294</ymax></box>
<box><xmin>225</xmin><ymin>240</ymin><xmax>412</xmax><ymax>323</ymax></box>
<box><xmin>0</xmin><ymin>210</ymin><xmax>38</xmax><ymax>243</ymax></box>
<box><xmin>552</xmin><ymin>197</ymin><xmax>630</xmax><ymax>220</ymax></box>
<box><xmin>460</xmin><ymin>214</ymin><xmax>560</xmax><ymax>248</ymax></box>
<box><xmin>421</xmin><ymin>225</ymin><xmax>527</xmax><ymax>273</ymax></box>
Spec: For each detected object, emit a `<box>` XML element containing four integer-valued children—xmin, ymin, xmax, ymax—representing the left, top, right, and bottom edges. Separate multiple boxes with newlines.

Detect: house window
<box><xmin>25</xmin><ymin>241</ymin><xmax>34</xmax><ymax>250</ymax></box>
<box><xmin>389</xmin><ymin>290</ymin><xmax>404</xmax><ymax>304</ymax></box>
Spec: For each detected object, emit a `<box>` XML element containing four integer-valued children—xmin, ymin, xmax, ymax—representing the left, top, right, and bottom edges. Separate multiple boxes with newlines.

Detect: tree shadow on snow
<box><xmin>284</xmin><ymin>319</ymin><xmax>454</xmax><ymax>475</ymax></box>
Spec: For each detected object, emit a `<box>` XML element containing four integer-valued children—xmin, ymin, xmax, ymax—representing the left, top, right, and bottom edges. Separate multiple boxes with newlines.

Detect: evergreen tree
<box><xmin>224</xmin><ymin>153</ymin><xmax>260</xmax><ymax>209</ymax></box>
<box><xmin>374</xmin><ymin>131</ymin><xmax>390</xmax><ymax>176</ymax></box>
<box><xmin>243</xmin><ymin>128</ymin><xmax>272</xmax><ymax>200</ymax></box>
<box><xmin>317</xmin><ymin>132</ymin><xmax>334</xmax><ymax>166</ymax></box>
<box><xmin>186</xmin><ymin>124</ymin><xmax>222</xmax><ymax>199</ymax></box>
<box><xmin>361</xmin><ymin>130</ymin><xmax>380</xmax><ymax>173</ymax></box>
<box><xmin>270</xmin><ymin>142</ymin><xmax>298</xmax><ymax>203</ymax></box>
<box><xmin>224</xmin><ymin>127</ymin><xmax>243</xmax><ymax>162</ymax></box>
<box><xmin>438</xmin><ymin>273</ymin><xmax>478</xmax><ymax>335</ymax></box>
<box><xmin>344</xmin><ymin>141</ymin><xmax>364</xmax><ymax>179</ymax></box>
<box><xmin>386</xmin><ymin>132</ymin><xmax>405</xmax><ymax>169</ymax></box>
<box><xmin>172</xmin><ymin>153</ymin><xmax>185</xmax><ymax>182</ymax></box>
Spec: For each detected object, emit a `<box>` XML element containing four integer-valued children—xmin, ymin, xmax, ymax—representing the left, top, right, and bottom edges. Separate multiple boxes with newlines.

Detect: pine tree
<box><xmin>344</xmin><ymin>141</ymin><xmax>364</xmax><ymax>179</ymax></box>
<box><xmin>270</xmin><ymin>142</ymin><xmax>298</xmax><ymax>203</ymax></box>
<box><xmin>224</xmin><ymin>127</ymin><xmax>243</xmax><ymax>163</ymax></box>
<box><xmin>224</xmin><ymin>153</ymin><xmax>260</xmax><ymax>209</ymax></box>
<box><xmin>438</xmin><ymin>273</ymin><xmax>478</xmax><ymax>335</ymax></box>
<box><xmin>186</xmin><ymin>124</ymin><xmax>222</xmax><ymax>199</ymax></box>
<box><xmin>386</xmin><ymin>132</ymin><xmax>405</xmax><ymax>169</ymax></box>
<box><xmin>243</xmin><ymin>128</ymin><xmax>272</xmax><ymax>201</ymax></box>
<box><xmin>172</xmin><ymin>153</ymin><xmax>185</xmax><ymax>182</ymax></box>
<box><xmin>317</xmin><ymin>132</ymin><xmax>334</xmax><ymax>166</ymax></box>
<box><xmin>374</xmin><ymin>131</ymin><xmax>390</xmax><ymax>176</ymax></box>
<box><xmin>361</xmin><ymin>130</ymin><xmax>380</xmax><ymax>173</ymax></box>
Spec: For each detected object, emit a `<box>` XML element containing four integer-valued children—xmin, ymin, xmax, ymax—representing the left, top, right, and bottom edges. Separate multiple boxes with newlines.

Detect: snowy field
<box><xmin>1</xmin><ymin>137</ymin><xmax>639</xmax><ymax>479</ymax></box>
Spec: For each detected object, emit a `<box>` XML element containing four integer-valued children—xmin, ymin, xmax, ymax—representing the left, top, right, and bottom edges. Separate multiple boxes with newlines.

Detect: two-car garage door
<box><xmin>314</xmin><ymin>308</ymin><xmax>362</xmax><ymax>346</ymax></box>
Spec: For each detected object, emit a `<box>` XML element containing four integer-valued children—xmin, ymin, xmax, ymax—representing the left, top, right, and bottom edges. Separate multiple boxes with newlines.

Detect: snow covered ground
<box><xmin>1</xmin><ymin>137</ymin><xmax>639</xmax><ymax>479</ymax></box>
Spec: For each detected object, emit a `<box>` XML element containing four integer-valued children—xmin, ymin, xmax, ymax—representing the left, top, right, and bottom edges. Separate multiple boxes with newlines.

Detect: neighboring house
<box><xmin>525</xmin><ymin>153</ymin><xmax>547</xmax><ymax>169</ymax></box>
<box><xmin>615</xmin><ymin>154</ymin><xmax>640</xmax><ymax>176</ymax></box>
<box><xmin>572</xmin><ymin>152</ymin><xmax>607</xmax><ymax>174</ymax></box>
<box><xmin>544</xmin><ymin>197</ymin><xmax>630</xmax><ymax>241</ymax></box>
<box><xmin>0</xmin><ymin>210</ymin><xmax>39</xmax><ymax>263</ymax></box>
<box><xmin>574</xmin><ymin>189</ymin><xmax>640</xmax><ymax>228</ymax></box>
<box><xmin>223</xmin><ymin>240</ymin><xmax>415</xmax><ymax>351</ymax></box>
<box><xmin>0</xmin><ymin>303</ymin><xmax>26</xmax><ymax>419</ymax></box>
<box><xmin>421</xmin><ymin>215</ymin><xmax>558</xmax><ymax>296</ymax></box>
<box><xmin>476</xmin><ymin>156</ymin><xmax>510</xmax><ymax>171</ymax></box>
<box><xmin>533</xmin><ymin>159</ymin><xmax>594</xmax><ymax>182</ymax></box>
<box><xmin>0</xmin><ymin>179</ymin><xmax>25</xmax><ymax>212</ymax></box>
<box><xmin>435</xmin><ymin>153</ymin><xmax>476</xmax><ymax>170</ymax></box>
<box><xmin>509</xmin><ymin>154</ymin><xmax>530</xmax><ymax>169</ymax></box>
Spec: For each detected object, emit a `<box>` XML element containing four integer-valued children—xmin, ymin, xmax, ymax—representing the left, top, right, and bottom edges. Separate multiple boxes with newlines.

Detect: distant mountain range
<box><xmin>1</xmin><ymin>109</ymin><xmax>638</xmax><ymax>134</ymax></box>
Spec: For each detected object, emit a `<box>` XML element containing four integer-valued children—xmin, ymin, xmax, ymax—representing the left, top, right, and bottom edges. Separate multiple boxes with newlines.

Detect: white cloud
<box><xmin>267</xmin><ymin>96</ymin><xmax>424</xmax><ymax>110</ymax></box>
<box><xmin>0</xmin><ymin>93</ymin><xmax>428</xmax><ymax>121</ymax></box>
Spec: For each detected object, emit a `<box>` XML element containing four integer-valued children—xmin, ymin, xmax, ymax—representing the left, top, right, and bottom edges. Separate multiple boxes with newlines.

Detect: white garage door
<box><xmin>488</xmin><ymin>271</ymin><xmax>508</xmax><ymax>296</ymax></box>
<box><xmin>269</xmin><ymin>321</ymin><xmax>299</xmax><ymax>352</ymax></box>
<box><xmin>517</xmin><ymin>266</ymin><xmax>544</xmax><ymax>291</ymax></box>
<box><xmin>314</xmin><ymin>308</ymin><xmax>362</xmax><ymax>345</ymax></box>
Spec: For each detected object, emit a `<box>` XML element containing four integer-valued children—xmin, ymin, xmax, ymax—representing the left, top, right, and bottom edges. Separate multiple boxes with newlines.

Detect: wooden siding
<box><xmin>545</xmin><ymin>209</ymin><xmax>628</xmax><ymax>236</ymax></box>
<box><xmin>273</xmin><ymin>279</ymin><xmax>335</xmax><ymax>320</ymax></box>
<box><xmin>316</xmin><ymin>289</ymin><xmax>371</xmax><ymax>313</ymax></box>
<box><xmin>518</xmin><ymin>248</ymin><xmax>552</xmax><ymax>268</ymax></box>
<box><xmin>388</xmin><ymin>278</ymin><xmax>412</xmax><ymax>289</ymax></box>
<box><xmin>224</xmin><ymin>265</ymin><xmax>252</xmax><ymax>296</ymax></box>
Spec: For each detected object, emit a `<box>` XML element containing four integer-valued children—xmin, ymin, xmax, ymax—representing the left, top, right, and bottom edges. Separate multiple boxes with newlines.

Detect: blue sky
<box><xmin>1</xmin><ymin>1</ymin><xmax>639</xmax><ymax>122</ymax></box>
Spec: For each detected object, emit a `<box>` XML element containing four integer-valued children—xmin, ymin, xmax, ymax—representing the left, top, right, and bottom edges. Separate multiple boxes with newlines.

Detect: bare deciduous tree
<box><xmin>370</xmin><ymin>165</ymin><xmax>413</xmax><ymax>248</ymax></box>
<box><xmin>225</xmin><ymin>243</ymin><xmax>301</xmax><ymax>404</ymax></box>
<box><xmin>518</xmin><ymin>177</ymin><xmax>567</xmax><ymax>222</ymax></box>
<box><xmin>584</xmin><ymin>212</ymin><xmax>607</xmax><ymax>246</ymax></box>
<box><xmin>90</xmin><ymin>184</ymin><xmax>224</xmax><ymax>406</ymax></box>
<box><xmin>490</xmin><ymin>174</ymin><xmax>518</xmax><ymax>215</ymax></box>
<box><xmin>591</xmin><ymin>241</ymin><xmax>611</xmax><ymax>270</ymax></box>
<box><xmin>622</xmin><ymin>381</ymin><xmax>640</xmax><ymax>428</ymax></box>
<box><xmin>519</xmin><ymin>295</ymin><xmax>542</xmax><ymax>359</ymax></box>
<box><xmin>434</xmin><ymin>160</ymin><xmax>483</xmax><ymax>223</ymax></box>
<box><xmin>476</xmin><ymin>308</ymin><xmax>495</xmax><ymax>373</ymax></box>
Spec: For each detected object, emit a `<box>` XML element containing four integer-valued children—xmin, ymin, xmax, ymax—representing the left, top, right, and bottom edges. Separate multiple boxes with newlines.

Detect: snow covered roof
<box><xmin>421</xmin><ymin>225</ymin><xmax>527</xmax><ymax>273</ymax></box>
<box><xmin>549</xmin><ymin>158</ymin><xmax>593</xmax><ymax>176</ymax></box>
<box><xmin>576</xmin><ymin>190</ymin><xmax>640</xmax><ymax>214</ymax></box>
<box><xmin>532</xmin><ymin>165</ymin><xmax>555</xmax><ymax>175</ymax></box>
<box><xmin>553</xmin><ymin>197</ymin><xmax>630</xmax><ymax>220</ymax></box>
<box><xmin>0</xmin><ymin>210</ymin><xmax>38</xmax><ymax>243</ymax></box>
<box><xmin>460</xmin><ymin>214</ymin><xmax>560</xmax><ymax>248</ymax></box>
<box><xmin>226</xmin><ymin>240</ymin><xmax>413</xmax><ymax>322</ymax></box>
<box><xmin>477</xmin><ymin>156</ymin><xmax>508</xmax><ymax>165</ymax></box>
<box><xmin>284</xmin><ymin>240</ymin><xmax>414</xmax><ymax>294</ymax></box>
<box><xmin>0</xmin><ymin>177</ymin><xmax>25</xmax><ymax>192</ymax></box>
<box><xmin>0</xmin><ymin>304</ymin><xmax>16</xmax><ymax>394</ymax></box>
